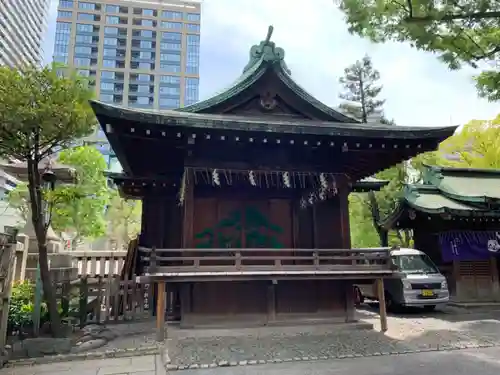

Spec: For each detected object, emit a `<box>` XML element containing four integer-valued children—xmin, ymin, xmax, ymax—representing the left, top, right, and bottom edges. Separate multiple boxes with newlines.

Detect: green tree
<box><xmin>53</xmin><ymin>146</ymin><xmax>109</xmax><ymax>245</ymax></box>
<box><xmin>0</xmin><ymin>65</ymin><xmax>95</xmax><ymax>336</ymax></box>
<box><xmin>106</xmin><ymin>190</ymin><xmax>142</xmax><ymax>249</ymax></box>
<box><xmin>338</xmin><ymin>0</ymin><xmax>500</xmax><ymax>100</ymax></box>
<box><xmin>439</xmin><ymin>115</ymin><xmax>500</xmax><ymax>168</ymax></box>
<box><xmin>7</xmin><ymin>146</ymin><xmax>109</xmax><ymax>245</ymax></box>
<box><xmin>338</xmin><ymin>55</ymin><xmax>385</xmax><ymax>122</ymax></box>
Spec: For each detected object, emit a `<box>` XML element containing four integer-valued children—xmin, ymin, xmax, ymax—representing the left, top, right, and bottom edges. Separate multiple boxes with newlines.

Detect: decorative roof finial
<box><xmin>264</xmin><ymin>25</ymin><xmax>274</xmax><ymax>44</ymax></box>
<box><xmin>242</xmin><ymin>25</ymin><xmax>291</xmax><ymax>75</ymax></box>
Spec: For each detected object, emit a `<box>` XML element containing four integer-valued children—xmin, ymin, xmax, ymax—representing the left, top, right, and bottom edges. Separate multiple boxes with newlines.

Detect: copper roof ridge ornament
<box><xmin>264</xmin><ymin>25</ymin><xmax>274</xmax><ymax>44</ymax></box>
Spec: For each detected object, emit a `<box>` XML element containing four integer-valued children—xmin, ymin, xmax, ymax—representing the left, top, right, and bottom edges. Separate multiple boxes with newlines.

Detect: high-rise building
<box><xmin>0</xmin><ymin>0</ymin><xmax>50</xmax><ymax>67</ymax></box>
<box><xmin>54</xmin><ymin>0</ymin><xmax>201</xmax><ymax>170</ymax></box>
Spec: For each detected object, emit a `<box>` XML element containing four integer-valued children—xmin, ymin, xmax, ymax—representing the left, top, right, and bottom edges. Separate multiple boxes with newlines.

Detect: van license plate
<box><xmin>421</xmin><ymin>290</ymin><xmax>434</xmax><ymax>297</ymax></box>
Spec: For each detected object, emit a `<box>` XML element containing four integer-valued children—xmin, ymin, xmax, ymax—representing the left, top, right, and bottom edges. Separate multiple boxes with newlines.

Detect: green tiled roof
<box><xmin>175</xmin><ymin>25</ymin><xmax>355</xmax><ymax>122</ymax></box>
<box><xmin>422</xmin><ymin>164</ymin><xmax>500</xmax><ymax>203</ymax></box>
<box><xmin>405</xmin><ymin>185</ymin><xmax>483</xmax><ymax>213</ymax></box>
<box><xmin>381</xmin><ymin>165</ymin><xmax>500</xmax><ymax>228</ymax></box>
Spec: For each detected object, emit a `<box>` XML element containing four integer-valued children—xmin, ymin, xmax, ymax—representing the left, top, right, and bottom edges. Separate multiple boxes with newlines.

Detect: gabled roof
<box><xmin>381</xmin><ymin>165</ymin><xmax>500</xmax><ymax>229</ymax></box>
<box><xmin>175</xmin><ymin>25</ymin><xmax>355</xmax><ymax>122</ymax></box>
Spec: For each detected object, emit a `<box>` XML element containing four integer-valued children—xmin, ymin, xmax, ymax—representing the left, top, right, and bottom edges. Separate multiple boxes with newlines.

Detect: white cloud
<box><xmin>43</xmin><ymin>0</ymin><xmax>499</xmax><ymax>127</ymax></box>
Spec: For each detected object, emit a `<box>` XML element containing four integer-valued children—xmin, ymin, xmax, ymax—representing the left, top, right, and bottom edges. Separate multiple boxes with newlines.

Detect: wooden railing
<box><xmin>137</xmin><ymin>247</ymin><xmax>393</xmax><ymax>274</ymax></box>
<box><xmin>60</xmin><ymin>251</ymin><xmax>128</xmax><ymax>277</ymax></box>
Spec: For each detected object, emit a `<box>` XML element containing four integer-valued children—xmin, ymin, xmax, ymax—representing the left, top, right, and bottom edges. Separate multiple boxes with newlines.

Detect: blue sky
<box><xmin>43</xmin><ymin>0</ymin><xmax>499</xmax><ymax>127</ymax></box>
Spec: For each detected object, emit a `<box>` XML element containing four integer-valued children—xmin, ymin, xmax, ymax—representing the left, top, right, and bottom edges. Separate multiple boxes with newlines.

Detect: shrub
<box><xmin>8</xmin><ymin>281</ymin><xmax>46</xmax><ymax>331</ymax></box>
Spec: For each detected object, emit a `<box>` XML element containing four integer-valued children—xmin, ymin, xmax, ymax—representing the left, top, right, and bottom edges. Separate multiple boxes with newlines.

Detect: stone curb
<box><xmin>5</xmin><ymin>345</ymin><xmax>161</xmax><ymax>367</ymax></box>
<box><xmin>164</xmin><ymin>342</ymin><xmax>500</xmax><ymax>371</ymax></box>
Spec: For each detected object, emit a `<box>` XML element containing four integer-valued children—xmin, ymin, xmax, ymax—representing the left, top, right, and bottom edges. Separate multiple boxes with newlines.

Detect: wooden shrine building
<box><xmin>90</xmin><ymin>27</ymin><xmax>456</xmax><ymax>339</ymax></box>
<box><xmin>382</xmin><ymin>165</ymin><xmax>500</xmax><ymax>303</ymax></box>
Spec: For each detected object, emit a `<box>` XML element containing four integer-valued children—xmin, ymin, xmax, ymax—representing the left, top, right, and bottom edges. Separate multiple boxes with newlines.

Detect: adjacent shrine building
<box><xmin>383</xmin><ymin>165</ymin><xmax>500</xmax><ymax>303</ymax></box>
<box><xmin>91</xmin><ymin>27</ymin><xmax>457</xmax><ymax>336</ymax></box>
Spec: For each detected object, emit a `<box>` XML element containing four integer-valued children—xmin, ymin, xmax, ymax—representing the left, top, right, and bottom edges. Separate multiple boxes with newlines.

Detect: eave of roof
<box><xmin>90</xmin><ymin>100</ymin><xmax>457</xmax><ymax>140</ymax></box>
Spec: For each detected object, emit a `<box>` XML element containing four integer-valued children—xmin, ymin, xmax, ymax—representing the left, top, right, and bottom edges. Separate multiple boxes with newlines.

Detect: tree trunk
<box><xmin>367</xmin><ymin>191</ymin><xmax>389</xmax><ymax>247</ymax></box>
<box><xmin>26</xmin><ymin>158</ymin><xmax>63</xmax><ymax>337</ymax></box>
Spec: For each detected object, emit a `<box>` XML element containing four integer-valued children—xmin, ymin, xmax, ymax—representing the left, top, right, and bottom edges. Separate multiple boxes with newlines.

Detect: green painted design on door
<box><xmin>194</xmin><ymin>206</ymin><xmax>284</xmax><ymax>248</ymax></box>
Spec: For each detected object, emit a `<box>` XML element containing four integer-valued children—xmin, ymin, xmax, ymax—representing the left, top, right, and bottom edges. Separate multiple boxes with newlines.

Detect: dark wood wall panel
<box><xmin>276</xmin><ymin>281</ymin><xmax>318</xmax><ymax>313</ymax></box>
<box><xmin>140</xmin><ymin>197</ymin><xmax>181</xmax><ymax>248</ymax></box>
<box><xmin>191</xmin><ymin>282</ymin><xmax>267</xmax><ymax>315</ymax></box>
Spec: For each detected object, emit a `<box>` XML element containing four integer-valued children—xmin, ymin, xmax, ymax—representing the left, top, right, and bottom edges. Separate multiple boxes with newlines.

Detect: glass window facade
<box><xmin>106</xmin><ymin>16</ymin><xmax>119</xmax><ymax>24</ymax></box>
<box><xmin>186</xmin><ymin>23</ymin><xmax>200</xmax><ymax>32</ymax></box>
<box><xmin>162</xmin><ymin>21</ymin><xmax>182</xmax><ymax>30</ymax></box>
<box><xmin>162</xmin><ymin>10</ymin><xmax>182</xmax><ymax>19</ymax></box>
<box><xmin>185</xmin><ymin>77</ymin><xmax>199</xmax><ymax>106</ymax></box>
<box><xmin>105</xmin><ymin>4</ymin><xmax>119</xmax><ymax>13</ymax></box>
<box><xmin>59</xmin><ymin>0</ymin><xmax>73</xmax><ymax>8</ymax></box>
<box><xmin>186</xmin><ymin>13</ymin><xmax>200</xmax><ymax>22</ymax></box>
<box><xmin>78</xmin><ymin>2</ymin><xmax>96</xmax><ymax>10</ymax></box>
<box><xmin>77</xmin><ymin>13</ymin><xmax>96</xmax><ymax>21</ymax></box>
<box><xmin>56</xmin><ymin>1</ymin><xmax>201</xmax><ymax>163</ymax></box>
<box><xmin>53</xmin><ymin>22</ymin><xmax>71</xmax><ymax>64</ymax></box>
<box><xmin>185</xmin><ymin>34</ymin><xmax>200</xmax><ymax>74</ymax></box>
<box><xmin>58</xmin><ymin>10</ymin><xmax>72</xmax><ymax>18</ymax></box>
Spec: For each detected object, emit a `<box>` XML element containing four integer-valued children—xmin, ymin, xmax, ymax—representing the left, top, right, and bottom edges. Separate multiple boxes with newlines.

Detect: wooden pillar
<box><xmin>344</xmin><ymin>281</ymin><xmax>355</xmax><ymax>322</ymax></box>
<box><xmin>180</xmin><ymin>283</ymin><xmax>192</xmax><ymax>326</ymax></box>
<box><xmin>490</xmin><ymin>257</ymin><xmax>500</xmax><ymax>301</ymax></box>
<box><xmin>338</xmin><ymin>177</ymin><xmax>351</xmax><ymax>249</ymax></box>
<box><xmin>156</xmin><ymin>281</ymin><xmax>166</xmax><ymax>342</ymax></box>
<box><xmin>376</xmin><ymin>278</ymin><xmax>388</xmax><ymax>332</ymax></box>
<box><xmin>182</xmin><ymin>169</ymin><xmax>194</xmax><ymax>248</ymax></box>
<box><xmin>267</xmin><ymin>283</ymin><xmax>276</xmax><ymax>323</ymax></box>
<box><xmin>452</xmin><ymin>259</ymin><xmax>461</xmax><ymax>300</ymax></box>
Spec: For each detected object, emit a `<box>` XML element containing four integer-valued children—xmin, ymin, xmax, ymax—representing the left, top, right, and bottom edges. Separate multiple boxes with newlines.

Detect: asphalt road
<box><xmin>174</xmin><ymin>346</ymin><xmax>500</xmax><ymax>375</ymax></box>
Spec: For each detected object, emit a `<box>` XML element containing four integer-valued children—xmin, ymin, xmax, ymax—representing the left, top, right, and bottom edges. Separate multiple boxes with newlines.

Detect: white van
<box><xmin>355</xmin><ymin>248</ymin><xmax>450</xmax><ymax>312</ymax></box>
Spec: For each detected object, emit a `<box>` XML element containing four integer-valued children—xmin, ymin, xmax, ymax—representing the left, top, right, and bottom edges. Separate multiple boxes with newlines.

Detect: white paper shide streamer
<box><xmin>248</xmin><ymin>170</ymin><xmax>257</xmax><ymax>186</ymax></box>
<box><xmin>282</xmin><ymin>171</ymin><xmax>291</xmax><ymax>188</ymax></box>
<box><xmin>178</xmin><ymin>170</ymin><xmax>187</xmax><ymax>206</ymax></box>
<box><xmin>212</xmin><ymin>168</ymin><xmax>220</xmax><ymax>186</ymax></box>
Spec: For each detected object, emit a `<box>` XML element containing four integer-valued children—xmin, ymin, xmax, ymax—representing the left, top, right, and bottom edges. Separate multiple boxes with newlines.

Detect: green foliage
<box><xmin>338</xmin><ymin>0</ymin><xmax>500</xmax><ymax>100</ymax></box>
<box><xmin>0</xmin><ymin>64</ymin><xmax>95</xmax><ymax>160</ymax></box>
<box><xmin>105</xmin><ymin>189</ymin><xmax>142</xmax><ymax>249</ymax></box>
<box><xmin>349</xmin><ymin>194</ymin><xmax>380</xmax><ymax>247</ymax></box>
<box><xmin>8</xmin><ymin>281</ymin><xmax>46</xmax><ymax>330</ymax></box>
<box><xmin>338</xmin><ymin>55</ymin><xmax>385</xmax><ymax>122</ymax></box>
<box><xmin>0</xmin><ymin>64</ymin><xmax>95</xmax><ymax>336</ymax></box>
<box><xmin>54</xmin><ymin>146</ymin><xmax>109</xmax><ymax>241</ymax></box>
<box><xmin>438</xmin><ymin>115</ymin><xmax>500</xmax><ymax>169</ymax></box>
<box><xmin>7</xmin><ymin>146</ymin><xmax>109</xmax><ymax>242</ymax></box>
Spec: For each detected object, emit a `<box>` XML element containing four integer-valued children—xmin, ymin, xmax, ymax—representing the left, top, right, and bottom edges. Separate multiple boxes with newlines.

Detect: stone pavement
<box><xmin>5</xmin><ymin>345</ymin><xmax>500</xmax><ymax>375</ymax></box>
<box><xmin>0</xmin><ymin>355</ymin><xmax>165</xmax><ymax>375</ymax></box>
<box><xmin>8</xmin><ymin>322</ymin><xmax>162</xmax><ymax>363</ymax></box>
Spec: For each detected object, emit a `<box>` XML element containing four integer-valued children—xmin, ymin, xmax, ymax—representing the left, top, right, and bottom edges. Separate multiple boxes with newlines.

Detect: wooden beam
<box><xmin>376</xmin><ymin>278</ymin><xmax>388</xmax><ymax>332</ymax></box>
<box><xmin>156</xmin><ymin>281</ymin><xmax>166</xmax><ymax>342</ymax></box>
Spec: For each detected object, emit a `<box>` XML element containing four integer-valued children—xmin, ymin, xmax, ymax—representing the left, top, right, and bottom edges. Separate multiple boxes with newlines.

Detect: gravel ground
<box><xmin>167</xmin><ymin>305</ymin><xmax>500</xmax><ymax>367</ymax></box>
<box><xmin>175</xmin><ymin>346</ymin><xmax>500</xmax><ymax>375</ymax></box>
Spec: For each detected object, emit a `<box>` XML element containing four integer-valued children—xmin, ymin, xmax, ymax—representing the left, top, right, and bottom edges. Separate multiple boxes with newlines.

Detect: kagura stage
<box><xmin>91</xmin><ymin>26</ymin><xmax>456</xmax><ymax>340</ymax></box>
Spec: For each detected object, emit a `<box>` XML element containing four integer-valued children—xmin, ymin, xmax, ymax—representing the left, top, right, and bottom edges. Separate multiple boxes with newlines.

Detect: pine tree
<box><xmin>338</xmin><ymin>55</ymin><xmax>385</xmax><ymax>123</ymax></box>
